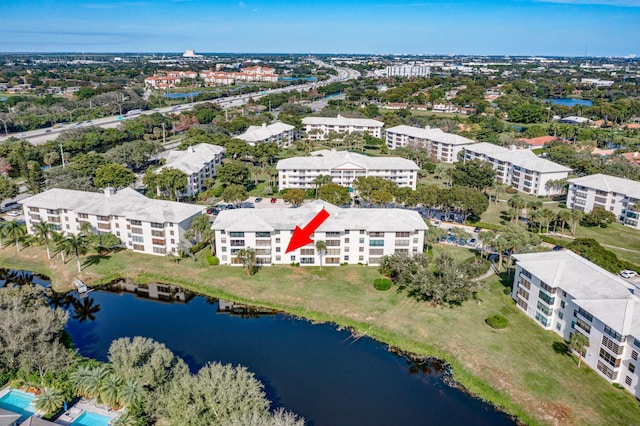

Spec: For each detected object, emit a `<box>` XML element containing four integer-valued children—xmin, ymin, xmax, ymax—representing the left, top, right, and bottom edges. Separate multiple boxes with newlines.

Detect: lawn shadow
<box><xmin>82</xmin><ymin>254</ymin><xmax>111</xmax><ymax>269</ymax></box>
<box><xmin>553</xmin><ymin>341</ymin><xmax>570</xmax><ymax>356</ymax></box>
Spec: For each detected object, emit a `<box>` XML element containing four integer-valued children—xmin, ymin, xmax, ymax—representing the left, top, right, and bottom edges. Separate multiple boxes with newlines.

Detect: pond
<box><xmin>544</xmin><ymin>98</ymin><xmax>593</xmax><ymax>107</ymax></box>
<box><xmin>162</xmin><ymin>91</ymin><xmax>201</xmax><ymax>99</ymax></box>
<box><xmin>3</xmin><ymin>275</ymin><xmax>515</xmax><ymax>426</ymax></box>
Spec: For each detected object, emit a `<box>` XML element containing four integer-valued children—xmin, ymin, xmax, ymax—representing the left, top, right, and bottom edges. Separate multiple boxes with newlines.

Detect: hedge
<box><xmin>373</xmin><ymin>278</ymin><xmax>392</xmax><ymax>291</ymax></box>
<box><xmin>486</xmin><ymin>314</ymin><xmax>508</xmax><ymax>329</ymax></box>
<box><xmin>206</xmin><ymin>254</ymin><xmax>219</xmax><ymax>266</ymax></box>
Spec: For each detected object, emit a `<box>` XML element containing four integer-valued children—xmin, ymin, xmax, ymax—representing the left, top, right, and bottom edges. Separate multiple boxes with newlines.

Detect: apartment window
<box><xmin>360</xmin><ymin>230</ymin><xmax>365</xmax><ymax>234</ymax></box>
<box><xmin>577</xmin><ymin>307</ymin><xmax>593</xmax><ymax>322</ymax></box>
<box><xmin>276</xmin><ymin>238</ymin><xmax>281</xmax><ymax>243</ymax></box>
<box><xmin>560</xmin><ymin>300</ymin><xmax>565</xmax><ymax>308</ymax></box>
<box><xmin>537</xmin><ymin>301</ymin><xmax>553</xmax><ymax>316</ymax></box>
<box><xmin>519</xmin><ymin>277</ymin><xmax>531</xmax><ymax>290</ymax></box>
<box><xmin>359</xmin><ymin>238</ymin><xmax>365</xmax><ymax>244</ymax></box>
<box><xmin>230</xmin><ymin>240</ymin><xmax>245</xmax><ymax>247</ymax></box>
<box><xmin>47</xmin><ymin>209</ymin><xmax>59</xmax><ymax>215</ymax></box>
<box><xmin>221</xmin><ymin>247</ymin><xmax>227</xmax><ymax>252</ymax></box>
<box><xmin>300</xmin><ymin>249</ymin><xmax>315</xmax><ymax>256</ymax></box>
<box><xmin>538</xmin><ymin>291</ymin><xmax>555</xmax><ymax>305</ymax></box>
<box><xmin>602</xmin><ymin>336</ymin><xmax>623</xmax><ymax>355</ymax></box>
<box><xmin>290</xmin><ymin>256</ymin><xmax>295</xmax><ymax>261</ymax></box>
<box><xmin>130</xmin><ymin>219</ymin><xmax>141</xmax><ymax>226</ymax></box>
<box><xmin>369</xmin><ymin>240</ymin><xmax>384</xmax><ymax>247</ymax></box>
<box><xmin>558</xmin><ymin>311</ymin><xmax>564</xmax><ymax>320</ymax></box>
<box><xmin>152</xmin><ymin>238</ymin><xmax>165</xmax><ymax>246</ymax></box>
<box><xmin>629</xmin><ymin>364</ymin><xmax>636</xmax><ymax>373</ymax></box>
<box><xmin>597</xmin><ymin>361</ymin><xmax>618</xmax><ymax>380</ymax></box>
<box><xmin>599</xmin><ymin>348</ymin><xmax>620</xmax><ymax>368</ymax></box>
<box><xmin>632</xmin><ymin>350</ymin><xmax>638</xmax><ymax>361</ymax></box>
<box><xmin>517</xmin><ymin>287</ymin><xmax>529</xmax><ymax>300</ymax></box>
<box><xmin>395</xmin><ymin>232</ymin><xmax>410</xmax><ymax>238</ymax></box>
<box><xmin>520</xmin><ymin>269</ymin><xmax>532</xmax><ymax>279</ymax></box>
<box><xmin>326</xmin><ymin>232</ymin><xmax>341</xmax><ymax>237</ymax></box>
<box><xmin>97</xmin><ymin>215</ymin><xmax>109</xmax><ymax>221</ymax></box>
<box><xmin>151</xmin><ymin>230</ymin><xmax>164</xmax><ymax>237</ymax></box>
<box><xmin>516</xmin><ymin>298</ymin><xmax>528</xmax><ymax>311</ymax></box>
<box><xmin>131</xmin><ymin>227</ymin><xmax>143</xmax><ymax>235</ymax></box>
<box><xmin>256</xmin><ymin>232</ymin><xmax>271</xmax><ymax>238</ymax></box>
<box><xmin>230</xmin><ymin>232</ymin><xmax>245</xmax><ymax>238</ymax></box>
<box><xmin>78</xmin><ymin>213</ymin><xmax>89</xmax><ymax>219</ymax></box>
<box><xmin>626</xmin><ymin>376</ymin><xmax>632</xmax><ymax>386</ymax></box>
<box><xmin>344</xmin><ymin>238</ymin><xmax>349</xmax><ymax>243</ymax></box>
<box><xmin>556</xmin><ymin>323</ymin><xmax>561</xmax><ymax>331</ymax></box>
<box><xmin>97</xmin><ymin>223</ymin><xmax>110</xmax><ymax>230</ymax></box>
<box><xmin>604</xmin><ymin>325</ymin><xmax>623</xmax><ymax>342</ymax></box>
<box><xmin>133</xmin><ymin>244</ymin><xmax>145</xmax><ymax>251</ymax></box>
<box><xmin>344</xmin><ymin>256</ymin><xmax>349</xmax><ymax>261</ymax></box>
<box><xmin>153</xmin><ymin>247</ymin><xmax>166</xmax><ymax>254</ymax></box>
<box><xmin>534</xmin><ymin>312</ymin><xmax>549</xmax><ymax>327</ymax></box>
<box><xmin>132</xmin><ymin>235</ymin><xmax>144</xmax><ymax>243</ymax></box>
<box><xmin>370</xmin><ymin>232</ymin><xmax>384</xmax><ymax>238</ymax></box>
<box><xmin>575</xmin><ymin>318</ymin><xmax>591</xmax><ymax>334</ymax></box>
<box><xmin>300</xmin><ymin>257</ymin><xmax>315</xmax><ymax>264</ymax></box>
<box><xmin>151</xmin><ymin>222</ymin><xmax>164</xmax><ymax>229</ymax></box>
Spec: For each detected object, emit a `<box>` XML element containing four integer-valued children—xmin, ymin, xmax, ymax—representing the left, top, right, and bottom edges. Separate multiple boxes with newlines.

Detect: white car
<box><xmin>6</xmin><ymin>210</ymin><xmax>21</xmax><ymax>217</ymax></box>
<box><xmin>620</xmin><ymin>270</ymin><xmax>638</xmax><ymax>279</ymax></box>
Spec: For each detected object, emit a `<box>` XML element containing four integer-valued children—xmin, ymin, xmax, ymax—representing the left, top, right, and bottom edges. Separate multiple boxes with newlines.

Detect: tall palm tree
<box><xmin>311</xmin><ymin>174</ymin><xmax>332</xmax><ymax>199</ymax></box>
<box><xmin>51</xmin><ymin>231</ymin><xmax>66</xmax><ymax>263</ymax></box>
<box><xmin>478</xmin><ymin>231</ymin><xmax>495</xmax><ymax>259</ymax></box>
<box><xmin>557</xmin><ymin>210</ymin><xmax>572</xmax><ymax>236</ymax></box>
<box><xmin>118</xmin><ymin>379</ymin><xmax>145</xmax><ymax>408</ymax></box>
<box><xmin>34</xmin><ymin>387</ymin><xmax>65</xmax><ymax>414</ymax></box>
<box><xmin>85</xmin><ymin>366</ymin><xmax>110</xmax><ymax>402</ymax></box>
<box><xmin>60</xmin><ymin>233</ymin><xmax>90</xmax><ymax>272</ymax></box>
<box><xmin>236</xmin><ymin>248</ymin><xmax>257</xmax><ymax>276</ymax></box>
<box><xmin>100</xmin><ymin>374</ymin><xmax>122</xmax><ymax>408</ymax></box>
<box><xmin>3</xmin><ymin>220</ymin><xmax>26</xmax><ymax>252</ymax></box>
<box><xmin>33</xmin><ymin>221</ymin><xmax>53</xmax><ymax>259</ymax></box>
<box><xmin>315</xmin><ymin>240</ymin><xmax>327</xmax><ymax>269</ymax></box>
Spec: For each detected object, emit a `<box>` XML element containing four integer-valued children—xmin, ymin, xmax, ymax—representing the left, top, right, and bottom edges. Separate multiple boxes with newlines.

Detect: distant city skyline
<box><xmin>2</xmin><ymin>0</ymin><xmax>639</xmax><ymax>57</ymax></box>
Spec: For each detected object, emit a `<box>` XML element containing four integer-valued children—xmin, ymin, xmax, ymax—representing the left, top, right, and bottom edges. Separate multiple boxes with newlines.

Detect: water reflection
<box><xmin>72</xmin><ymin>297</ymin><xmax>101</xmax><ymax>322</ymax></box>
<box><xmin>103</xmin><ymin>281</ymin><xmax>196</xmax><ymax>304</ymax></box>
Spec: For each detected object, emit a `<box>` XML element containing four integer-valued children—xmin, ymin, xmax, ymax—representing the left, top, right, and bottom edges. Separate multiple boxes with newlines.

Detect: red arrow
<box><xmin>285</xmin><ymin>208</ymin><xmax>330</xmax><ymax>253</ymax></box>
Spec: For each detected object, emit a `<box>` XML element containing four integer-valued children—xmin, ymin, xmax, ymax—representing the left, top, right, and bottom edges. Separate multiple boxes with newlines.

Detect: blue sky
<box><xmin>1</xmin><ymin>0</ymin><xmax>639</xmax><ymax>56</ymax></box>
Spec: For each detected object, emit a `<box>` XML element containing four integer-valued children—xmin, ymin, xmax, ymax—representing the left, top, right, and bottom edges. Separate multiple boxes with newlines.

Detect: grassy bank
<box><xmin>1</xmin><ymin>246</ymin><xmax>640</xmax><ymax>425</ymax></box>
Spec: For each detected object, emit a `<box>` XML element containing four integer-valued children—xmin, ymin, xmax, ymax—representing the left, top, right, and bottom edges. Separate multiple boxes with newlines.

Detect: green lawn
<box><xmin>2</xmin><ymin>246</ymin><xmax>640</xmax><ymax>425</ymax></box>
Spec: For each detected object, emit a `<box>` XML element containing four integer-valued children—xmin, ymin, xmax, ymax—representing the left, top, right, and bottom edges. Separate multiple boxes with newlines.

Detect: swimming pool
<box><xmin>72</xmin><ymin>411</ymin><xmax>113</xmax><ymax>426</ymax></box>
<box><xmin>0</xmin><ymin>389</ymin><xmax>36</xmax><ymax>422</ymax></box>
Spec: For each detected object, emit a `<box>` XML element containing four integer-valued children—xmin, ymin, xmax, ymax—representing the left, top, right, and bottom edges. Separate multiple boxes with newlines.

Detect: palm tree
<box><xmin>568</xmin><ymin>210</ymin><xmax>583</xmax><ymax>235</ymax></box>
<box><xmin>71</xmin><ymin>365</ymin><xmax>93</xmax><ymax>398</ymax></box>
<box><xmin>60</xmin><ymin>233</ymin><xmax>90</xmax><ymax>272</ymax></box>
<box><xmin>478</xmin><ymin>231</ymin><xmax>495</xmax><ymax>259</ymax></box>
<box><xmin>119</xmin><ymin>379</ymin><xmax>145</xmax><ymax>408</ymax></box>
<box><xmin>311</xmin><ymin>175</ymin><xmax>332</xmax><ymax>199</ymax></box>
<box><xmin>315</xmin><ymin>240</ymin><xmax>327</xmax><ymax>269</ymax></box>
<box><xmin>51</xmin><ymin>231</ymin><xmax>67</xmax><ymax>263</ymax></box>
<box><xmin>100</xmin><ymin>374</ymin><xmax>122</xmax><ymax>408</ymax></box>
<box><xmin>79</xmin><ymin>221</ymin><xmax>93</xmax><ymax>235</ymax></box>
<box><xmin>507</xmin><ymin>195</ymin><xmax>526</xmax><ymax>222</ymax></box>
<box><xmin>540</xmin><ymin>208</ymin><xmax>556</xmax><ymax>234</ymax></box>
<box><xmin>3</xmin><ymin>220</ymin><xmax>26</xmax><ymax>252</ymax></box>
<box><xmin>85</xmin><ymin>366</ymin><xmax>109</xmax><ymax>401</ymax></box>
<box><xmin>569</xmin><ymin>333</ymin><xmax>590</xmax><ymax>367</ymax></box>
<box><xmin>34</xmin><ymin>387</ymin><xmax>65</xmax><ymax>414</ymax></box>
<box><xmin>236</xmin><ymin>248</ymin><xmax>257</xmax><ymax>276</ymax></box>
<box><xmin>33</xmin><ymin>221</ymin><xmax>53</xmax><ymax>259</ymax></box>
<box><xmin>557</xmin><ymin>210</ymin><xmax>572</xmax><ymax>236</ymax></box>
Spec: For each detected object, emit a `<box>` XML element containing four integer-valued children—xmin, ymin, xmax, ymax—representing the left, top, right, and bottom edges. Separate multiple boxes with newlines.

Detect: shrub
<box><xmin>373</xmin><ymin>278</ymin><xmax>392</xmax><ymax>291</ymax></box>
<box><xmin>189</xmin><ymin>242</ymin><xmax>208</xmax><ymax>254</ymax></box>
<box><xmin>466</xmin><ymin>221</ymin><xmax>501</xmax><ymax>231</ymax></box>
<box><xmin>486</xmin><ymin>314</ymin><xmax>508</xmax><ymax>329</ymax></box>
<box><xmin>206</xmin><ymin>254</ymin><xmax>219</xmax><ymax>266</ymax></box>
<box><xmin>463</xmin><ymin>257</ymin><xmax>491</xmax><ymax>278</ymax></box>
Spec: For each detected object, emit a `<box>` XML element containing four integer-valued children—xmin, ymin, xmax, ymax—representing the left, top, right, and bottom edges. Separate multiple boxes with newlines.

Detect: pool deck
<box><xmin>54</xmin><ymin>400</ymin><xmax>121</xmax><ymax>425</ymax></box>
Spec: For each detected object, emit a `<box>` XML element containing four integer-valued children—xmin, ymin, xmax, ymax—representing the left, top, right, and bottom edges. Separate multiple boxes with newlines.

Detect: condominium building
<box><xmin>511</xmin><ymin>251</ymin><xmax>640</xmax><ymax>398</ymax></box>
<box><xmin>156</xmin><ymin>143</ymin><xmax>225</xmax><ymax>197</ymax></box>
<box><xmin>567</xmin><ymin>174</ymin><xmax>640</xmax><ymax>230</ymax></box>
<box><xmin>211</xmin><ymin>200</ymin><xmax>427</xmax><ymax>266</ymax></box>
<box><xmin>21</xmin><ymin>188</ymin><xmax>205</xmax><ymax>256</ymax></box>
<box><xmin>302</xmin><ymin>115</ymin><xmax>384</xmax><ymax>140</ymax></box>
<box><xmin>385</xmin><ymin>125</ymin><xmax>475</xmax><ymax>163</ymax></box>
<box><xmin>199</xmin><ymin>66</ymin><xmax>278</xmax><ymax>86</ymax></box>
<box><xmin>463</xmin><ymin>143</ymin><xmax>571</xmax><ymax>196</ymax></box>
<box><xmin>386</xmin><ymin>65</ymin><xmax>431</xmax><ymax>78</ymax></box>
<box><xmin>277</xmin><ymin>150</ymin><xmax>419</xmax><ymax>191</ymax></box>
<box><xmin>235</xmin><ymin>122</ymin><xmax>295</xmax><ymax>147</ymax></box>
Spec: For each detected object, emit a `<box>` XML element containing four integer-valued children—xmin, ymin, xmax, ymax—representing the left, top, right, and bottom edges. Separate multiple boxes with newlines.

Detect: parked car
<box><xmin>1</xmin><ymin>202</ymin><xmax>21</xmax><ymax>213</ymax></box>
<box><xmin>447</xmin><ymin>235</ymin><xmax>456</xmax><ymax>243</ymax></box>
<box><xmin>552</xmin><ymin>245</ymin><xmax>563</xmax><ymax>251</ymax></box>
<box><xmin>255</xmin><ymin>197</ymin><xmax>263</xmax><ymax>203</ymax></box>
<box><xmin>6</xmin><ymin>210</ymin><xmax>21</xmax><ymax>217</ymax></box>
<box><xmin>270</xmin><ymin>198</ymin><xmax>277</xmax><ymax>203</ymax></box>
<box><xmin>473</xmin><ymin>226</ymin><xmax>481</xmax><ymax>233</ymax></box>
<box><xmin>620</xmin><ymin>270</ymin><xmax>638</xmax><ymax>279</ymax></box>
<box><xmin>468</xmin><ymin>238</ymin><xmax>477</xmax><ymax>246</ymax></box>
<box><xmin>458</xmin><ymin>238</ymin><xmax>467</xmax><ymax>246</ymax></box>
<box><xmin>433</xmin><ymin>220</ymin><xmax>441</xmax><ymax>227</ymax></box>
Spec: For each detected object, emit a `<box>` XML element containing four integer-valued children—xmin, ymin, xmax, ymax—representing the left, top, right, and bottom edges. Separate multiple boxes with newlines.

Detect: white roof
<box><xmin>158</xmin><ymin>143</ymin><xmax>225</xmax><ymax>175</ymax></box>
<box><xmin>302</xmin><ymin>115</ymin><xmax>383</xmax><ymax>128</ymax></box>
<box><xmin>513</xmin><ymin>250</ymin><xmax>634</xmax><ymax>300</ymax></box>
<box><xmin>386</xmin><ymin>125</ymin><xmax>475</xmax><ymax>146</ymax></box>
<box><xmin>21</xmin><ymin>188</ymin><xmax>205</xmax><ymax>224</ymax></box>
<box><xmin>212</xmin><ymin>200</ymin><xmax>428</xmax><ymax>233</ymax></box>
<box><xmin>277</xmin><ymin>150</ymin><xmax>419</xmax><ymax>171</ymax></box>
<box><xmin>236</xmin><ymin>122</ymin><xmax>294</xmax><ymax>143</ymax></box>
<box><xmin>465</xmin><ymin>142</ymin><xmax>571</xmax><ymax>174</ymax></box>
<box><xmin>568</xmin><ymin>173</ymin><xmax>640</xmax><ymax>200</ymax></box>
<box><xmin>513</xmin><ymin>250</ymin><xmax>640</xmax><ymax>338</ymax></box>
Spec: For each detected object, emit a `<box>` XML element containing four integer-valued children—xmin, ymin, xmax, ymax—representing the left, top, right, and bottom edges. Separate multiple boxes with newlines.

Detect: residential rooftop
<box><xmin>302</xmin><ymin>115</ymin><xmax>384</xmax><ymax>127</ymax></box>
<box><xmin>212</xmin><ymin>200</ymin><xmax>428</xmax><ymax>233</ymax></box>
<box><xmin>236</xmin><ymin>122</ymin><xmax>294</xmax><ymax>143</ymax></box>
<box><xmin>568</xmin><ymin>173</ymin><xmax>640</xmax><ymax>199</ymax></box>
<box><xmin>159</xmin><ymin>143</ymin><xmax>225</xmax><ymax>175</ymax></box>
<box><xmin>21</xmin><ymin>188</ymin><xmax>205</xmax><ymax>224</ymax></box>
<box><xmin>386</xmin><ymin>125</ymin><xmax>475</xmax><ymax>145</ymax></box>
<box><xmin>465</xmin><ymin>142</ymin><xmax>572</xmax><ymax>173</ymax></box>
<box><xmin>277</xmin><ymin>149</ymin><xmax>419</xmax><ymax>171</ymax></box>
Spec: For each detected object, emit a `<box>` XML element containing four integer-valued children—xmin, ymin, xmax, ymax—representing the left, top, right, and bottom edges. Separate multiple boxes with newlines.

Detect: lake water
<box><xmin>2</xmin><ymin>275</ymin><xmax>515</xmax><ymax>426</ymax></box>
<box><xmin>545</xmin><ymin>98</ymin><xmax>593</xmax><ymax>107</ymax></box>
<box><xmin>162</xmin><ymin>91</ymin><xmax>201</xmax><ymax>99</ymax></box>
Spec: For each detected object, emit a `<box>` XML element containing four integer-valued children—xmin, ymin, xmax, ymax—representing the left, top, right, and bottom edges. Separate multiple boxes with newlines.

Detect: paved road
<box><xmin>1</xmin><ymin>59</ymin><xmax>360</xmax><ymax>146</ymax></box>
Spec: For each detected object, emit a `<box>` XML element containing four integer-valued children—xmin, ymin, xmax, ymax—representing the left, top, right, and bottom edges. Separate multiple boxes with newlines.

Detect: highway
<box><xmin>1</xmin><ymin>60</ymin><xmax>360</xmax><ymax>146</ymax></box>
